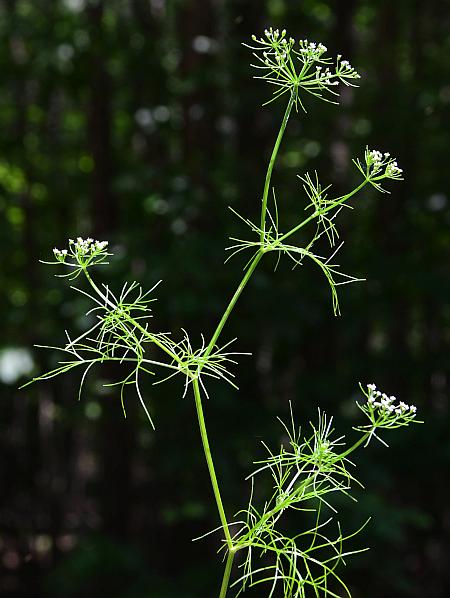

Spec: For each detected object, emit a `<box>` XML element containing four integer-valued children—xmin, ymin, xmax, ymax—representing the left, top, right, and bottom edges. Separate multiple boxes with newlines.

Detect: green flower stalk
<box><xmin>23</xmin><ymin>29</ymin><xmax>421</xmax><ymax>597</ymax></box>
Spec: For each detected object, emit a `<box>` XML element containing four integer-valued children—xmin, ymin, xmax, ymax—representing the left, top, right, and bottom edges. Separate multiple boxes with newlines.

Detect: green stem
<box><xmin>203</xmin><ymin>250</ymin><xmax>263</xmax><ymax>360</ymax></box>
<box><xmin>192</xmin><ymin>378</ymin><xmax>233</xmax><ymax>549</ymax></box>
<box><xmin>260</xmin><ymin>93</ymin><xmax>295</xmax><ymax>243</ymax></box>
<box><xmin>219</xmin><ymin>550</ymin><xmax>235</xmax><ymax>598</ymax></box>
<box><xmin>190</xmin><ymin>95</ymin><xmax>295</xmax><ymax>595</ymax></box>
<box><xmin>335</xmin><ymin>431</ymin><xmax>369</xmax><ymax>461</ymax></box>
<box><xmin>191</xmin><ymin>95</ymin><xmax>296</xmax><ymax>596</ymax></box>
<box><xmin>278</xmin><ymin>180</ymin><xmax>368</xmax><ymax>244</ymax></box>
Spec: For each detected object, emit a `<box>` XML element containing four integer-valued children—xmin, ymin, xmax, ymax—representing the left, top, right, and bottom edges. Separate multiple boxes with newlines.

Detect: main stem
<box><xmin>219</xmin><ymin>551</ymin><xmax>236</xmax><ymax>598</ymax></box>
<box><xmin>192</xmin><ymin>95</ymin><xmax>294</xmax><ymax>597</ymax></box>
<box><xmin>192</xmin><ymin>377</ymin><xmax>233</xmax><ymax>549</ymax></box>
<box><xmin>203</xmin><ymin>250</ymin><xmax>263</xmax><ymax>360</ymax></box>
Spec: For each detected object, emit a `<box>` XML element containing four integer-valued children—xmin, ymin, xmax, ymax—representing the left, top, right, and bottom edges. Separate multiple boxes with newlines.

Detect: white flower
<box><xmin>52</xmin><ymin>238</ymin><xmax>109</xmax><ymax>265</ymax></box>
<box><xmin>53</xmin><ymin>247</ymin><xmax>68</xmax><ymax>260</ymax></box>
<box><xmin>364</xmin><ymin>148</ymin><xmax>403</xmax><ymax>179</ymax></box>
<box><xmin>337</xmin><ymin>57</ymin><xmax>361</xmax><ymax>79</ymax></box>
<box><xmin>362</xmin><ymin>382</ymin><xmax>418</xmax><ymax>422</ymax></box>
<box><xmin>385</xmin><ymin>161</ymin><xmax>403</xmax><ymax>177</ymax></box>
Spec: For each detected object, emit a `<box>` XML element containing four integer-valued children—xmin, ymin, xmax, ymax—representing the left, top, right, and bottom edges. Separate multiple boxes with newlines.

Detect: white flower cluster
<box><xmin>52</xmin><ymin>237</ymin><xmax>109</xmax><ymax>263</ymax></box>
<box><xmin>385</xmin><ymin>161</ymin><xmax>403</xmax><ymax>178</ymax></box>
<box><xmin>365</xmin><ymin>148</ymin><xmax>403</xmax><ymax>179</ymax></box>
<box><xmin>355</xmin><ymin>382</ymin><xmax>420</xmax><ymax>446</ymax></box>
<box><xmin>295</xmin><ymin>39</ymin><xmax>361</xmax><ymax>88</ymax></box>
<box><xmin>246</xmin><ymin>29</ymin><xmax>362</xmax><ymax>108</ymax></box>
<box><xmin>69</xmin><ymin>237</ymin><xmax>108</xmax><ymax>255</ymax></box>
<box><xmin>263</xmin><ymin>27</ymin><xmax>286</xmax><ymax>42</ymax></box>
<box><xmin>366</xmin><ymin>149</ymin><xmax>384</xmax><ymax>167</ymax></box>
<box><xmin>262</xmin><ymin>49</ymin><xmax>287</xmax><ymax>66</ymax></box>
<box><xmin>251</xmin><ymin>27</ymin><xmax>293</xmax><ymax>48</ymax></box>
<box><xmin>366</xmin><ymin>383</ymin><xmax>417</xmax><ymax>416</ymax></box>
<box><xmin>298</xmin><ymin>39</ymin><xmax>328</xmax><ymax>60</ymax></box>
<box><xmin>336</xmin><ymin>55</ymin><xmax>361</xmax><ymax>79</ymax></box>
<box><xmin>53</xmin><ymin>248</ymin><xmax>68</xmax><ymax>260</ymax></box>
<box><xmin>314</xmin><ymin>65</ymin><xmax>339</xmax><ymax>86</ymax></box>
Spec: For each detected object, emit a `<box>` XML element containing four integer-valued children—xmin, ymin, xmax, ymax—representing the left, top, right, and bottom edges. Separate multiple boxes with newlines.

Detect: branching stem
<box><xmin>205</xmin><ymin>94</ymin><xmax>295</xmax><ymax>361</ymax></box>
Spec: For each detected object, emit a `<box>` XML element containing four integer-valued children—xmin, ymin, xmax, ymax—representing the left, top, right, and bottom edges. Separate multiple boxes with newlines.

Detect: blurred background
<box><xmin>1</xmin><ymin>0</ymin><xmax>449</xmax><ymax>596</ymax></box>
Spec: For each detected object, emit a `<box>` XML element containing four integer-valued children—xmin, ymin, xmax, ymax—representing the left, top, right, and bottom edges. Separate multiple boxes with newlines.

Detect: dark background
<box><xmin>1</xmin><ymin>1</ymin><xmax>449</xmax><ymax>596</ymax></box>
